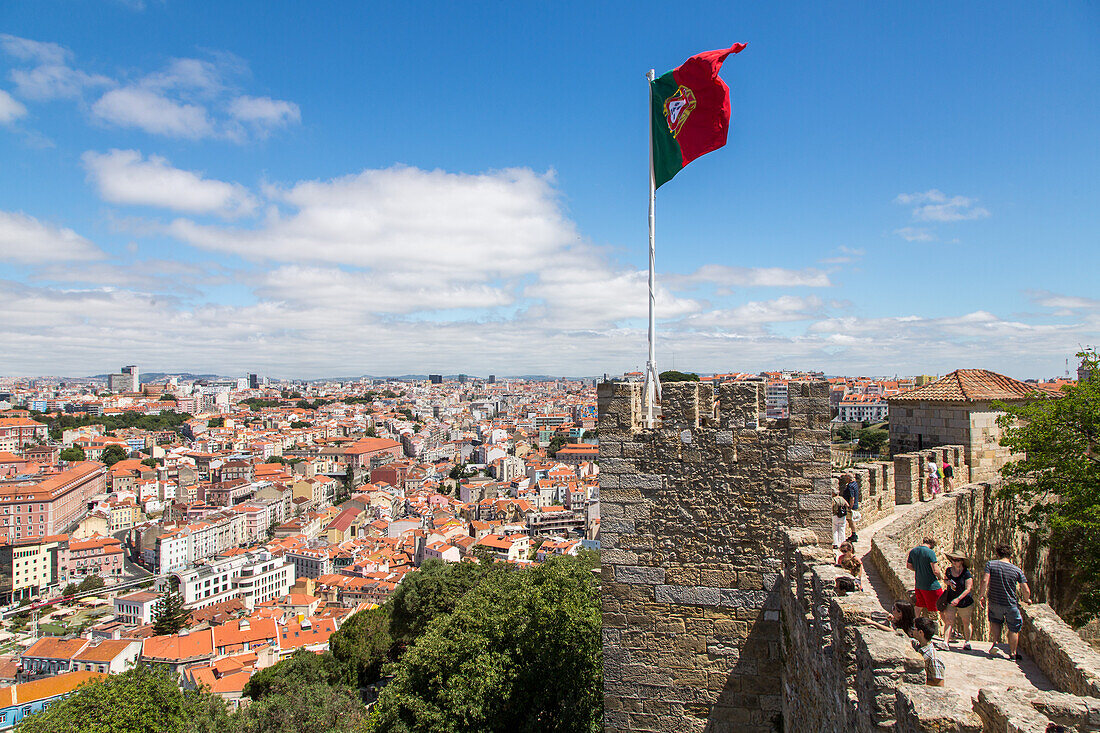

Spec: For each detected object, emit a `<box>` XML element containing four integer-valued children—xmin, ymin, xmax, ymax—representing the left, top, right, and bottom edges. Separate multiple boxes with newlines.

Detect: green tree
<box><xmin>159</xmin><ymin>393</ymin><xmax>176</xmax><ymax>401</ymax></box>
<box><xmin>207</xmin><ymin>417</ymin><xmax>225</xmax><ymax>428</ymax></box>
<box><xmin>658</xmin><ymin>370</ymin><xmax>700</xmax><ymax>382</ymax></box>
<box><xmin>369</xmin><ymin>553</ymin><xmax>603</xmax><ymax>733</ymax></box>
<box><xmin>152</xmin><ymin>582</ymin><xmax>189</xmax><ymax>635</ymax></box>
<box><xmin>835</xmin><ymin>424</ymin><xmax>857</xmax><ymax>443</ymax></box>
<box><xmin>243</xmin><ymin>650</ymin><xmax>348</xmax><ymax>700</ymax></box>
<box><xmin>449</xmin><ymin>463</ymin><xmax>467</xmax><ymax>481</ymax></box>
<box><xmin>366</xmin><ymin>426</ymin><xmax>378</xmax><ymax>438</ymax></box>
<box><xmin>328</xmin><ymin>606</ymin><xmax>393</xmax><ymax>687</ymax></box>
<box><xmin>547</xmin><ymin>433</ymin><xmax>571</xmax><ymax>455</ymax></box>
<box><xmin>100</xmin><ymin>445</ymin><xmax>128</xmax><ymax>466</ymax></box>
<box><xmin>388</xmin><ymin>559</ymin><xmax>494</xmax><ymax>643</ymax></box>
<box><xmin>141</xmin><ymin>457</ymin><xmax>157</xmax><ymax>468</ymax></box>
<box><xmin>857</xmin><ymin>428</ymin><xmax>888</xmax><ymax>454</ymax></box>
<box><xmin>229</xmin><ymin>681</ymin><xmax>366</xmax><ymax>733</ymax></box>
<box><xmin>76</xmin><ymin>575</ymin><xmax>106</xmax><ymax>594</ymax></box>
<box><xmin>290</xmin><ymin>420</ymin><xmax>310</xmax><ymax>429</ymax></box>
<box><xmin>996</xmin><ymin>349</ymin><xmax>1100</xmax><ymax>624</ymax></box>
<box><xmin>59</xmin><ymin>446</ymin><xmax>86</xmax><ymax>462</ymax></box>
<box><xmin>15</xmin><ymin>664</ymin><xmax>229</xmax><ymax>733</ymax></box>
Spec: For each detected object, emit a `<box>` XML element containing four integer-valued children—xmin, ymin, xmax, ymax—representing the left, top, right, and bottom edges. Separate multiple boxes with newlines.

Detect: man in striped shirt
<box><xmin>981</xmin><ymin>544</ymin><xmax>1031</xmax><ymax>660</ymax></box>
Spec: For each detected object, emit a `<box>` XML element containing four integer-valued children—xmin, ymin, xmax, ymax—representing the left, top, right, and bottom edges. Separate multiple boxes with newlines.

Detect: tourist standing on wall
<box><xmin>831</xmin><ymin>486</ymin><xmax>849</xmax><ymax>549</ymax></box>
<box><xmin>907</xmin><ymin>536</ymin><xmax>944</xmax><ymax>614</ymax></box>
<box><xmin>842</xmin><ymin>473</ymin><xmax>860</xmax><ymax>542</ymax></box>
<box><xmin>942</xmin><ymin>459</ymin><xmax>955</xmax><ymax>491</ymax></box>
<box><xmin>926</xmin><ymin>456</ymin><xmax>941</xmax><ymax>498</ymax></box>
<box><xmin>981</xmin><ymin>544</ymin><xmax>1031</xmax><ymax>661</ymax></box>
<box><xmin>939</xmin><ymin>549</ymin><xmax>974</xmax><ymax>649</ymax></box>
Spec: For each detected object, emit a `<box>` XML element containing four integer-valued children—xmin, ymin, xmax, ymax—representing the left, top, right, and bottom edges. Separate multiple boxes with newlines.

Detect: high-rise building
<box><xmin>248</xmin><ymin>373</ymin><xmax>259</xmax><ymax>389</ymax></box>
<box><xmin>458</xmin><ymin>374</ymin><xmax>468</xmax><ymax>384</ymax></box>
<box><xmin>488</xmin><ymin>375</ymin><xmax>496</xmax><ymax>384</ymax></box>
<box><xmin>107</xmin><ymin>374</ymin><xmax>129</xmax><ymax>393</ymax></box>
<box><xmin>120</xmin><ymin>365</ymin><xmax>139</xmax><ymax>392</ymax></box>
<box><xmin>428</xmin><ymin>374</ymin><xmax>443</xmax><ymax>385</ymax></box>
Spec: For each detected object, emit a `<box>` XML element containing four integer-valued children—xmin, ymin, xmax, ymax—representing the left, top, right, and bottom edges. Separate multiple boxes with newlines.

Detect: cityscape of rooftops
<box><xmin>0</xmin><ymin>2</ymin><xmax>1097</xmax><ymax>732</ymax></box>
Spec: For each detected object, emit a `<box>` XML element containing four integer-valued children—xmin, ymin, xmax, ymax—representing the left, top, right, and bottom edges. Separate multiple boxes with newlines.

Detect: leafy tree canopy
<box><xmin>659</xmin><ymin>370</ymin><xmax>700</xmax><ymax>383</ymax></box>
<box><xmin>207</xmin><ymin>417</ymin><xmax>225</xmax><ymax>428</ymax></box>
<box><xmin>59</xmin><ymin>446</ymin><xmax>86</xmax><ymax>462</ymax></box>
<box><xmin>388</xmin><ymin>559</ymin><xmax>497</xmax><ymax>643</ymax></box>
<box><xmin>15</xmin><ymin>665</ymin><xmax>229</xmax><ymax>733</ymax></box>
<box><xmin>76</xmin><ymin>575</ymin><xmax>105</xmax><ymax>594</ymax></box>
<box><xmin>229</xmin><ymin>681</ymin><xmax>366</xmax><ymax>733</ymax></box>
<box><xmin>857</xmin><ymin>428</ymin><xmax>888</xmax><ymax>454</ymax></box>
<box><xmin>996</xmin><ymin>349</ymin><xmax>1100</xmax><ymax>624</ymax></box>
<box><xmin>328</xmin><ymin>606</ymin><xmax>394</xmax><ymax>688</ymax></box>
<box><xmin>45</xmin><ymin>411</ymin><xmax>191</xmax><ymax>436</ymax></box>
<box><xmin>369</xmin><ymin>553</ymin><xmax>603</xmax><ymax>733</ymax></box>
<box><xmin>101</xmin><ymin>444</ymin><xmax>128</xmax><ymax>466</ymax></box>
<box><xmin>243</xmin><ymin>650</ymin><xmax>348</xmax><ymax>700</ymax></box>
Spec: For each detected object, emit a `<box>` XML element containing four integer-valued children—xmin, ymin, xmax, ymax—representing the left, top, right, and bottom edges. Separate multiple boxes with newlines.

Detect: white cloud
<box><xmin>1031</xmin><ymin>292</ymin><xmax>1100</xmax><ymax>311</ymax></box>
<box><xmin>92</xmin><ymin>88</ymin><xmax>214</xmax><ymax>139</ymax></box>
<box><xmin>82</xmin><ymin>149</ymin><xmax>258</xmax><ymax>217</ymax></box>
<box><xmin>229</xmin><ymin>95</ymin><xmax>300</xmax><ymax>127</ymax></box>
<box><xmin>678</xmin><ymin>295</ymin><xmax>824</xmax><ymax>330</ymax></box>
<box><xmin>893</xmin><ymin>227</ymin><xmax>935</xmax><ymax>242</ymax></box>
<box><xmin>0</xmin><ymin>35</ymin><xmax>69</xmax><ymax>66</ymax></box>
<box><xmin>169</xmin><ymin>165</ymin><xmax>580</xmax><ymax>279</ymax></box>
<box><xmin>0</xmin><ymin>90</ymin><xmax>27</xmax><ymax>123</ymax></box>
<box><xmin>818</xmin><ymin>245</ymin><xmax>864</xmax><ymax>265</ymax></box>
<box><xmin>895</xmin><ymin>189</ymin><xmax>990</xmax><ymax>222</ymax></box>
<box><xmin>665</xmin><ymin>264</ymin><xmax>832</xmax><ymax>289</ymax></box>
<box><xmin>1</xmin><ymin>34</ymin><xmax>112</xmax><ymax>100</ymax></box>
<box><xmin>256</xmin><ymin>265</ymin><xmax>515</xmax><ymax>314</ymax></box>
<box><xmin>0</xmin><ymin>211</ymin><xmax>104</xmax><ymax>264</ymax></box>
<box><xmin>2</xmin><ymin>36</ymin><xmax>297</xmax><ymax>141</ymax></box>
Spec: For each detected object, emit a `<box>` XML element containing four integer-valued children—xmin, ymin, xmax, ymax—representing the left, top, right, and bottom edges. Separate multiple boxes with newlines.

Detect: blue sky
<box><xmin>0</xmin><ymin>1</ymin><xmax>1097</xmax><ymax>379</ymax></box>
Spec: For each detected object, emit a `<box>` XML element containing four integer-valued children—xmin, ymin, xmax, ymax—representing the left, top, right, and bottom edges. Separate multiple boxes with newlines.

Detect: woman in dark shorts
<box><xmin>943</xmin><ymin>460</ymin><xmax>955</xmax><ymax>491</ymax></box>
<box><xmin>940</xmin><ymin>549</ymin><xmax>974</xmax><ymax>648</ymax></box>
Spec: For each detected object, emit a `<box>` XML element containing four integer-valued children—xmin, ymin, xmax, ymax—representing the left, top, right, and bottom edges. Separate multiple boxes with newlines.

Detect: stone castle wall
<box><xmin>783</xmin><ymin>489</ymin><xmax>1100</xmax><ymax>732</ymax></box>
<box><xmin>598</xmin><ymin>380</ymin><xmax>831</xmax><ymax>732</ymax></box>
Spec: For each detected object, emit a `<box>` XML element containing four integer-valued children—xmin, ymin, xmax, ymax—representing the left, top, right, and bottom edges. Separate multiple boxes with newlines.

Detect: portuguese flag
<box><xmin>651</xmin><ymin>44</ymin><xmax>746</xmax><ymax>189</ymax></box>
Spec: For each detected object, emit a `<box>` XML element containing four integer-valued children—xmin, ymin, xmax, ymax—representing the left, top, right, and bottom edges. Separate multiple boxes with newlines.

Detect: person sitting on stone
<box><xmin>835</xmin><ymin>541</ymin><xmax>862</xmax><ymax>589</ymax></box>
<box><xmin>912</xmin><ymin>616</ymin><xmax>945</xmax><ymax>686</ymax></box>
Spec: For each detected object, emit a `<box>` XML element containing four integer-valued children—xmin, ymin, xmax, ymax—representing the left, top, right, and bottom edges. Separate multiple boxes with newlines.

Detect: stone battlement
<box><xmin>598</xmin><ymin>380</ymin><xmax>832</xmax><ymax>732</ymax></box>
<box><xmin>599</xmin><ymin>382</ymin><xmax>1099</xmax><ymax>732</ymax></box>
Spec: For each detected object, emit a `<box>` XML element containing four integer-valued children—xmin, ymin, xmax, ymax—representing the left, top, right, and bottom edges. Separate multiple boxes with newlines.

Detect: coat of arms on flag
<box><xmin>663</xmin><ymin>85</ymin><xmax>696</xmax><ymax>138</ymax></box>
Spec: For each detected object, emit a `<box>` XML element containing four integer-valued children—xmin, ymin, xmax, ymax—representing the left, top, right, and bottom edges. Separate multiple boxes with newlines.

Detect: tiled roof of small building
<box><xmin>888</xmin><ymin>369</ymin><xmax>1036</xmax><ymax>403</ymax></box>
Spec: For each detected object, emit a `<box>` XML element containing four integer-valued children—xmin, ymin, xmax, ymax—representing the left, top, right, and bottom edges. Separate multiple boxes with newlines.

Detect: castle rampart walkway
<box><xmin>854</xmin><ymin>490</ymin><xmax>1054</xmax><ymax>703</ymax></box>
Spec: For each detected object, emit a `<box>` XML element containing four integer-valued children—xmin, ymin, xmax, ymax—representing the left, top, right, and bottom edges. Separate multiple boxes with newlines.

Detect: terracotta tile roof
<box><xmin>0</xmin><ymin>670</ymin><xmax>107</xmax><ymax>706</ymax></box>
<box><xmin>22</xmin><ymin>637</ymin><xmax>89</xmax><ymax>660</ymax></box>
<box><xmin>888</xmin><ymin>369</ymin><xmax>1037</xmax><ymax>403</ymax></box>
<box><xmin>72</xmin><ymin>639</ymin><xmax>136</xmax><ymax>663</ymax></box>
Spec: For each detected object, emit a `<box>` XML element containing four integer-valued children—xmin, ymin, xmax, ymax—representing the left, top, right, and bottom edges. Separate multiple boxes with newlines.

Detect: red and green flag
<box><xmin>651</xmin><ymin>43</ymin><xmax>746</xmax><ymax>188</ymax></box>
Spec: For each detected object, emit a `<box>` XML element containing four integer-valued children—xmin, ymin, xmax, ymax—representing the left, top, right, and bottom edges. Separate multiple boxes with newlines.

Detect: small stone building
<box><xmin>887</xmin><ymin>369</ymin><xmax>1035</xmax><ymax>481</ymax></box>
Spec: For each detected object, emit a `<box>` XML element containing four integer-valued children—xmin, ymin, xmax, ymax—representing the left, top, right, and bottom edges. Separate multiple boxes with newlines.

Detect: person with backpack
<box><xmin>831</xmin><ymin>486</ymin><xmax>849</xmax><ymax>549</ymax></box>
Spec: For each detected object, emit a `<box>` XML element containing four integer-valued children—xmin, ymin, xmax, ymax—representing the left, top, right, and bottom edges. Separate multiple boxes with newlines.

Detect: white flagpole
<box><xmin>643</xmin><ymin>68</ymin><xmax>661</xmax><ymax>428</ymax></box>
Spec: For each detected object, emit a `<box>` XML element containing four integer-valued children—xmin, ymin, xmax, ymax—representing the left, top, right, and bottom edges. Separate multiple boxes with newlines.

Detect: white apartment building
<box><xmin>171</xmin><ymin>550</ymin><xmax>293</xmax><ymax>610</ymax></box>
